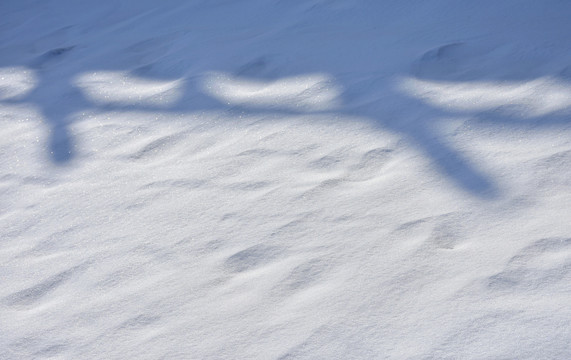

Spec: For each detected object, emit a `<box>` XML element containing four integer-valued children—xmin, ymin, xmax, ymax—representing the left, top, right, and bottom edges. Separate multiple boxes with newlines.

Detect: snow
<box><xmin>1</xmin><ymin>0</ymin><xmax>570</xmax><ymax>359</ymax></box>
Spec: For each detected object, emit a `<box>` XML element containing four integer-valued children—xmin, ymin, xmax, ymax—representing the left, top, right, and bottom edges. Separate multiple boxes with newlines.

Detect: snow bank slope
<box><xmin>1</xmin><ymin>1</ymin><xmax>570</xmax><ymax>359</ymax></box>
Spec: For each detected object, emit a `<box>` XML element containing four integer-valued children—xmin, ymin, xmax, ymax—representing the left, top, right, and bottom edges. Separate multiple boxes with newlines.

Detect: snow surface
<box><xmin>1</xmin><ymin>0</ymin><xmax>570</xmax><ymax>359</ymax></box>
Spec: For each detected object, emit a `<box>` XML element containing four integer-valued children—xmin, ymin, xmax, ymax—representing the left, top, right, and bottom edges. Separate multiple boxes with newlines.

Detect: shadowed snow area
<box><xmin>1</xmin><ymin>0</ymin><xmax>570</xmax><ymax>359</ymax></box>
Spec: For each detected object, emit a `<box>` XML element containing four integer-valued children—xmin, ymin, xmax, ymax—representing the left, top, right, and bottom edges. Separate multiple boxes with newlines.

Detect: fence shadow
<box><xmin>2</xmin><ymin>0</ymin><xmax>570</xmax><ymax>198</ymax></box>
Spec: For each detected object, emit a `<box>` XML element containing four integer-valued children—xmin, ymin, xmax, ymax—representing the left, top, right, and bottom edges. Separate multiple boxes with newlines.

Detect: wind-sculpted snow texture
<box><xmin>1</xmin><ymin>0</ymin><xmax>570</xmax><ymax>359</ymax></box>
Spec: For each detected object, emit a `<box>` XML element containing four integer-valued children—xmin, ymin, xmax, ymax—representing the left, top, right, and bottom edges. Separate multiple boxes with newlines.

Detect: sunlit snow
<box><xmin>1</xmin><ymin>1</ymin><xmax>570</xmax><ymax>359</ymax></box>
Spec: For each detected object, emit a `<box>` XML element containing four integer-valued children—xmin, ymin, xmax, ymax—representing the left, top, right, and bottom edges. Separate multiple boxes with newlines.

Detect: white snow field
<box><xmin>1</xmin><ymin>1</ymin><xmax>570</xmax><ymax>359</ymax></box>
